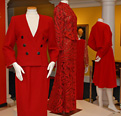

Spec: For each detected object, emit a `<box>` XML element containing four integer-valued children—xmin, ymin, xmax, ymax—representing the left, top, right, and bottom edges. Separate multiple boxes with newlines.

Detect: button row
<box><xmin>21</xmin><ymin>36</ymin><xmax>43</xmax><ymax>56</ymax></box>
<box><xmin>26</xmin><ymin>52</ymin><xmax>40</xmax><ymax>55</ymax></box>
<box><xmin>23</xmin><ymin>44</ymin><xmax>43</xmax><ymax>47</ymax></box>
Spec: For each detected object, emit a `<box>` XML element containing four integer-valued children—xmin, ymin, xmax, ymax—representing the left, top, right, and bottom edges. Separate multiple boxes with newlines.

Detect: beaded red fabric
<box><xmin>48</xmin><ymin>2</ymin><xmax>78</xmax><ymax>113</ymax></box>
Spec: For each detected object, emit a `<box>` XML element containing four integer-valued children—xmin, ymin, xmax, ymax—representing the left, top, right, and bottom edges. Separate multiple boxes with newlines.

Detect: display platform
<box><xmin>0</xmin><ymin>100</ymin><xmax>120</xmax><ymax>116</ymax></box>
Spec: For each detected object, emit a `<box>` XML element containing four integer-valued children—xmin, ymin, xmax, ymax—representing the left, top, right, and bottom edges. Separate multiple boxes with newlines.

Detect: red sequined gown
<box><xmin>48</xmin><ymin>2</ymin><xmax>78</xmax><ymax>113</ymax></box>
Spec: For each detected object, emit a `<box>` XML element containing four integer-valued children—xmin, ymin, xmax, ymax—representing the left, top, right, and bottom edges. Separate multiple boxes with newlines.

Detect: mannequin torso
<box><xmin>98</xmin><ymin>18</ymin><xmax>104</xmax><ymax>22</ymax></box>
<box><xmin>26</xmin><ymin>8</ymin><xmax>39</xmax><ymax>37</ymax></box>
<box><xmin>61</xmin><ymin>0</ymin><xmax>69</xmax><ymax>4</ymax></box>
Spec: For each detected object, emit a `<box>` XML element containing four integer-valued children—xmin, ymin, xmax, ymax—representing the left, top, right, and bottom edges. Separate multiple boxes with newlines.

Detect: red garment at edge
<box><xmin>76</xmin><ymin>39</ymin><xmax>89</xmax><ymax>100</ymax></box>
<box><xmin>88</xmin><ymin>21</ymin><xmax>117</xmax><ymax>88</ymax></box>
<box><xmin>3</xmin><ymin>14</ymin><xmax>59</xmax><ymax>116</ymax></box>
<box><xmin>48</xmin><ymin>2</ymin><xmax>78</xmax><ymax>113</ymax></box>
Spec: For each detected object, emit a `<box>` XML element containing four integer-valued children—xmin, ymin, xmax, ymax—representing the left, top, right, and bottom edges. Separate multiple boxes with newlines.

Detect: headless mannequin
<box><xmin>96</xmin><ymin>18</ymin><xmax>119</xmax><ymax>112</ymax></box>
<box><xmin>61</xmin><ymin>0</ymin><xmax>69</xmax><ymax>4</ymax></box>
<box><xmin>12</xmin><ymin>7</ymin><xmax>55</xmax><ymax>81</ymax></box>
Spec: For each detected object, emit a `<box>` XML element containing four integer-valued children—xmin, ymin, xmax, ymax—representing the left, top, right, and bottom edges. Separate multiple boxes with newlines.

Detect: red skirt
<box><xmin>15</xmin><ymin>66</ymin><xmax>50</xmax><ymax>116</ymax></box>
<box><xmin>93</xmin><ymin>47</ymin><xmax>117</xmax><ymax>88</ymax></box>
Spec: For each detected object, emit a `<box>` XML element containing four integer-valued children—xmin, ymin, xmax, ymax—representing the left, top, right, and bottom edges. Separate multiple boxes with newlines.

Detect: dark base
<box><xmin>115</xmin><ymin>103</ymin><xmax>120</xmax><ymax>106</ymax></box>
<box><xmin>50</xmin><ymin>109</ymin><xmax>82</xmax><ymax>116</ymax></box>
<box><xmin>0</xmin><ymin>103</ymin><xmax>7</xmax><ymax>108</ymax></box>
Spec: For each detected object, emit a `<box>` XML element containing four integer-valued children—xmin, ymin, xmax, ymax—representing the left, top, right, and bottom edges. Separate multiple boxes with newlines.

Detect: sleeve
<box><xmin>84</xmin><ymin>41</ymin><xmax>89</xmax><ymax>66</ymax></box>
<box><xmin>64</xmin><ymin>14</ymin><xmax>77</xmax><ymax>40</ymax></box>
<box><xmin>3</xmin><ymin>17</ymin><xmax>16</xmax><ymax>68</ymax></box>
<box><xmin>88</xmin><ymin>27</ymin><xmax>97</xmax><ymax>51</ymax></box>
<box><xmin>96</xmin><ymin>25</ymin><xmax>112</xmax><ymax>58</ymax></box>
<box><xmin>48</xmin><ymin>17</ymin><xmax>59</xmax><ymax>63</ymax></box>
<box><xmin>54</xmin><ymin>7</ymin><xmax>65</xmax><ymax>50</ymax></box>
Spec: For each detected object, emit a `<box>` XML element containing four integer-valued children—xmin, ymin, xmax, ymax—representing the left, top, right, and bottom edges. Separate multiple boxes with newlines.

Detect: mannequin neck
<box><xmin>61</xmin><ymin>0</ymin><xmax>69</xmax><ymax>4</ymax></box>
<box><xmin>26</xmin><ymin>8</ymin><xmax>38</xmax><ymax>15</ymax></box>
<box><xmin>98</xmin><ymin>18</ymin><xmax>104</xmax><ymax>22</ymax></box>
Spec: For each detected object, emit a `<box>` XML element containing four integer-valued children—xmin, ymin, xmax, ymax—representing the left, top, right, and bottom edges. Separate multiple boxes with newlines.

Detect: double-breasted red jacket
<box><xmin>3</xmin><ymin>14</ymin><xmax>59</xmax><ymax>68</ymax></box>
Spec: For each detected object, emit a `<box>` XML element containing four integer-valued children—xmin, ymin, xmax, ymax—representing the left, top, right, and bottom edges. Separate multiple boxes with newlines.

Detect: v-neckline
<box><xmin>24</xmin><ymin>14</ymin><xmax>41</xmax><ymax>39</ymax></box>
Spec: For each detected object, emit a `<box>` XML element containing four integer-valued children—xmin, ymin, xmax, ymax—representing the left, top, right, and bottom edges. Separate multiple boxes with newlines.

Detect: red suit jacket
<box><xmin>3</xmin><ymin>14</ymin><xmax>59</xmax><ymax>68</ymax></box>
<box><xmin>88</xmin><ymin>22</ymin><xmax>117</xmax><ymax>88</ymax></box>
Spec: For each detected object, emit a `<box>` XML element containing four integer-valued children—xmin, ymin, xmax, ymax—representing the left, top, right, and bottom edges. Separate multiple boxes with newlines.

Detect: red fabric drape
<box><xmin>0</xmin><ymin>0</ymin><xmax>6</xmax><ymax>105</ymax></box>
<box><xmin>76</xmin><ymin>39</ymin><xmax>88</xmax><ymax>100</ymax></box>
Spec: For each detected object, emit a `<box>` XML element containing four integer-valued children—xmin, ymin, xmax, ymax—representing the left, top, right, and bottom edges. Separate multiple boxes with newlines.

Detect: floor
<box><xmin>0</xmin><ymin>100</ymin><xmax>121</xmax><ymax>116</ymax></box>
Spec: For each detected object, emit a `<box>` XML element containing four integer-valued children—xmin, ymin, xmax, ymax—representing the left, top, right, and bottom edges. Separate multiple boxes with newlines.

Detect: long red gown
<box><xmin>76</xmin><ymin>39</ymin><xmax>88</xmax><ymax>100</ymax></box>
<box><xmin>48</xmin><ymin>2</ymin><xmax>78</xmax><ymax>113</ymax></box>
<box><xmin>88</xmin><ymin>21</ymin><xmax>117</xmax><ymax>88</ymax></box>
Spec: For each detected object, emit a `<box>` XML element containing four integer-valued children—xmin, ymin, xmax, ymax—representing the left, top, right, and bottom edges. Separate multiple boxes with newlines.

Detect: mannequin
<box><xmin>61</xmin><ymin>0</ymin><xmax>69</xmax><ymax>4</ymax></box>
<box><xmin>97</xmin><ymin>18</ymin><xmax>104</xmax><ymax>23</ymax></box>
<box><xmin>88</xmin><ymin>18</ymin><xmax>119</xmax><ymax>112</ymax></box>
<box><xmin>48</xmin><ymin>0</ymin><xmax>78</xmax><ymax>114</ymax></box>
<box><xmin>3</xmin><ymin>6</ymin><xmax>59</xmax><ymax>116</ymax></box>
<box><xmin>12</xmin><ymin>7</ymin><xmax>55</xmax><ymax>82</ymax></box>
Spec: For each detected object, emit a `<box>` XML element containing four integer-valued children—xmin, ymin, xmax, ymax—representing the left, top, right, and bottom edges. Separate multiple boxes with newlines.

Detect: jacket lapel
<box><xmin>24</xmin><ymin>14</ymin><xmax>42</xmax><ymax>41</ymax></box>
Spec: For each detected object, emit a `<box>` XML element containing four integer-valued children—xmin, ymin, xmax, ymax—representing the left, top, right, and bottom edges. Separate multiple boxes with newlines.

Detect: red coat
<box><xmin>88</xmin><ymin>22</ymin><xmax>117</xmax><ymax>88</ymax></box>
<box><xmin>3</xmin><ymin>14</ymin><xmax>59</xmax><ymax>68</ymax></box>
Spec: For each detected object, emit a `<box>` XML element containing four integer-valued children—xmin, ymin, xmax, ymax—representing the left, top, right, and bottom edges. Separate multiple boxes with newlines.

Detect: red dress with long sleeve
<box><xmin>88</xmin><ymin>22</ymin><xmax>117</xmax><ymax>88</ymax></box>
<box><xmin>48</xmin><ymin>2</ymin><xmax>78</xmax><ymax>113</ymax></box>
<box><xmin>76</xmin><ymin>39</ymin><xmax>89</xmax><ymax>100</ymax></box>
<box><xmin>3</xmin><ymin>15</ymin><xmax>59</xmax><ymax>116</ymax></box>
